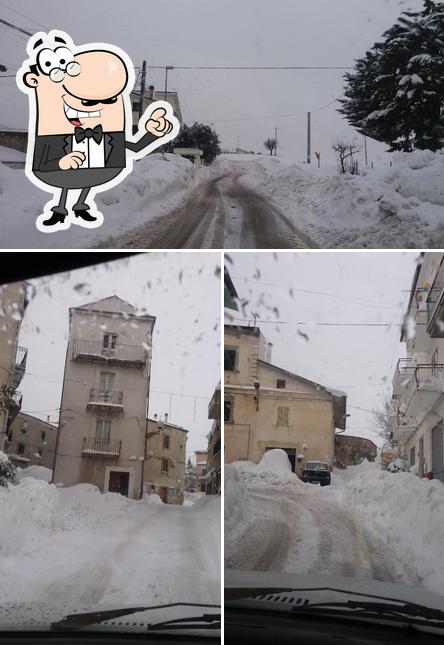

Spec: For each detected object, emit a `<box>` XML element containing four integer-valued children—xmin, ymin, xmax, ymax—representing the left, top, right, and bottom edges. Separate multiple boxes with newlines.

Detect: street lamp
<box><xmin>164</xmin><ymin>66</ymin><xmax>174</xmax><ymax>101</ymax></box>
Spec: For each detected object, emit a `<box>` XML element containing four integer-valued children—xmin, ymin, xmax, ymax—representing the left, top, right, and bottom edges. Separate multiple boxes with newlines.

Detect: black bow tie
<box><xmin>74</xmin><ymin>124</ymin><xmax>103</xmax><ymax>144</ymax></box>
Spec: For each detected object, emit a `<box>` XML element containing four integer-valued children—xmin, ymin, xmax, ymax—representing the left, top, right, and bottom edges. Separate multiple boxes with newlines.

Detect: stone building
<box><xmin>145</xmin><ymin>414</ymin><xmax>187</xmax><ymax>504</ymax></box>
<box><xmin>195</xmin><ymin>450</ymin><xmax>208</xmax><ymax>493</ymax></box>
<box><xmin>53</xmin><ymin>296</ymin><xmax>155</xmax><ymax>499</ymax></box>
<box><xmin>334</xmin><ymin>434</ymin><xmax>377</xmax><ymax>468</ymax></box>
<box><xmin>0</xmin><ymin>281</ymin><xmax>29</xmax><ymax>451</ymax></box>
<box><xmin>6</xmin><ymin>412</ymin><xmax>57</xmax><ymax>469</ymax></box>
<box><xmin>224</xmin><ymin>325</ymin><xmax>347</xmax><ymax>470</ymax></box>
<box><xmin>206</xmin><ymin>382</ymin><xmax>221</xmax><ymax>495</ymax></box>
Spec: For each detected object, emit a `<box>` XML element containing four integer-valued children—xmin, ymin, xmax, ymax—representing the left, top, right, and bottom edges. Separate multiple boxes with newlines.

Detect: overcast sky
<box><xmin>0</xmin><ymin>0</ymin><xmax>424</xmax><ymax>165</ymax></box>
<box><xmin>17</xmin><ymin>252</ymin><xmax>221</xmax><ymax>458</ymax></box>
<box><xmin>225</xmin><ymin>251</ymin><xmax>419</xmax><ymax>446</ymax></box>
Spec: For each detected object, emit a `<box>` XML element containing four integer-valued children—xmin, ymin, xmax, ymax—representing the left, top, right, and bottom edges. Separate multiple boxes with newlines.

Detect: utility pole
<box><xmin>274</xmin><ymin>125</ymin><xmax>278</xmax><ymax>156</ymax></box>
<box><xmin>164</xmin><ymin>65</ymin><xmax>174</xmax><ymax>101</ymax></box>
<box><xmin>364</xmin><ymin>135</ymin><xmax>368</xmax><ymax>166</ymax></box>
<box><xmin>307</xmin><ymin>111</ymin><xmax>311</xmax><ymax>164</ymax></box>
<box><xmin>237</xmin><ymin>135</ymin><xmax>240</xmax><ymax>152</ymax></box>
<box><xmin>138</xmin><ymin>60</ymin><xmax>146</xmax><ymax>123</ymax></box>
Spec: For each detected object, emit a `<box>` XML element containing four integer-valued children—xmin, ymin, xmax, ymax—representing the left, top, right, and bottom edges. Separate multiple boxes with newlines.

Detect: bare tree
<box><xmin>332</xmin><ymin>138</ymin><xmax>361</xmax><ymax>175</ymax></box>
<box><xmin>372</xmin><ymin>395</ymin><xmax>392</xmax><ymax>442</ymax></box>
<box><xmin>264</xmin><ymin>138</ymin><xmax>276</xmax><ymax>155</ymax></box>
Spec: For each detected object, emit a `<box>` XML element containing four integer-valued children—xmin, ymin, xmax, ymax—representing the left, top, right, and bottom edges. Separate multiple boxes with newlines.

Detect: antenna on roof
<box><xmin>250</xmin><ymin>311</ymin><xmax>259</xmax><ymax>326</ymax></box>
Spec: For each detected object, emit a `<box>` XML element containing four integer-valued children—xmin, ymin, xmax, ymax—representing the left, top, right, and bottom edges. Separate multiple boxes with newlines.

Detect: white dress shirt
<box><xmin>72</xmin><ymin>135</ymin><xmax>105</xmax><ymax>168</ymax></box>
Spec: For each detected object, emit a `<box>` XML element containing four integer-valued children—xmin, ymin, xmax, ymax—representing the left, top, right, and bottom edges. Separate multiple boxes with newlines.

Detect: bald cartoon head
<box><xmin>21</xmin><ymin>33</ymin><xmax>131</xmax><ymax>135</ymax></box>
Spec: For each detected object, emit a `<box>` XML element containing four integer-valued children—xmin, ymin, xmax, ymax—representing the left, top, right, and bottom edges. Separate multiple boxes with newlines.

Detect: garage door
<box><xmin>432</xmin><ymin>425</ymin><xmax>444</xmax><ymax>482</ymax></box>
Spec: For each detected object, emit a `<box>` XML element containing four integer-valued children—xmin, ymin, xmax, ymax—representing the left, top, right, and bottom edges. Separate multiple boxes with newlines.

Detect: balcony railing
<box><xmin>426</xmin><ymin>287</ymin><xmax>443</xmax><ymax>323</ymax></box>
<box><xmin>415</xmin><ymin>364</ymin><xmax>444</xmax><ymax>388</ymax></box>
<box><xmin>87</xmin><ymin>389</ymin><xmax>124</xmax><ymax>410</ymax></box>
<box><xmin>392</xmin><ymin>358</ymin><xmax>415</xmax><ymax>395</ymax></box>
<box><xmin>72</xmin><ymin>339</ymin><xmax>147</xmax><ymax>365</ymax></box>
<box><xmin>12</xmin><ymin>345</ymin><xmax>28</xmax><ymax>388</ymax></box>
<box><xmin>82</xmin><ymin>436</ymin><xmax>121</xmax><ymax>457</ymax></box>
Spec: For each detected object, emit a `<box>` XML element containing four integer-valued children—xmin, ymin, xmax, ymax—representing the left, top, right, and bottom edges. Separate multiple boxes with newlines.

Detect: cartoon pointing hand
<box><xmin>146</xmin><ymin>107</ymin><xmax>174</xmax><ymax>137</ymax></box>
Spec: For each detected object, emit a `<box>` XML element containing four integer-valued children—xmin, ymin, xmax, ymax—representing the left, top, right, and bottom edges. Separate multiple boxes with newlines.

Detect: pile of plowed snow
<box><xmin>222</xmin><ymin>149</ymin><xmax>444</xmax><ymax>248</ymax></box>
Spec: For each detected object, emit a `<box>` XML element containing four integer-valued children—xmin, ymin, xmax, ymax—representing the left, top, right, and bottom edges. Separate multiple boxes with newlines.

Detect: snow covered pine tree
<box><xmin>339</xmin><ymin>0</ymin><xmax>444</xmax><ymax>152</ymax></box>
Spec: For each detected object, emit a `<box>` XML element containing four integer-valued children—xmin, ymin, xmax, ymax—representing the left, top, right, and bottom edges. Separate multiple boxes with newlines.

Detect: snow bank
<box><xmin>15</xmin><ymin>465</ymin><xmax>52</xmax><ymax>482</ymax></box>
<box><xmin>337</xmin><ymin>464</ymin><xmax>444</xmax><ymax>595</ymax></box>
<box><xmin>0</xmin><ymin>153</ymin><xmax>197</xmax><ymax>248</ymax></box>
<box><xmin>219</xmin><ymin>151</ymin><xmax>444</xmax><ymax>248</ymax></box>
<box><xmin>0</xmin><ymin>478</ymin><xmax>220</xmax><ymax>608</ymax></box>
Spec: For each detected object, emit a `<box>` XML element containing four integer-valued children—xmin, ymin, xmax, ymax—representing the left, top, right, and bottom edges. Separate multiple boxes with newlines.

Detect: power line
<box><xmin>0</xmin><ymin>1</ymin><xmax>48</xmax><ymax>30</ymax></box>
<box><xmin>148</xmin><ymin>65</ymin><xmax>353</xmax><ymax>70</ymax></box>
<box><xmin>0</xmin><ymin>17</ymin><xmax>32</xmax><ymax>37</ymax></box>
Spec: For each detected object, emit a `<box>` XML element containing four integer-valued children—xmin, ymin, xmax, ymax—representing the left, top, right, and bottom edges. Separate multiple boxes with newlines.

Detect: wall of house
<box><xmin>334</xmin><ymin>434</ymin><xmax>377</xmax><ymax>468</ymax></box>
<box><xmin>0</xmin><ymin>282</ymin><xmax>27</xmax><ymax>449</ymax></box>
<box><xmin>145</xmin><ymin>419</ymin><xmax>187</xmax><ymax>504</ymax></box>
<box><xmin>206</xmin><ymin>419</ymin><xmax>221</xmax><ymax>494</ymax></box>
<box><xmin>224</xmin><ymin>326</ymin><xmax>267</xmax><ymax>385</ymax></box>
<box><xmin>7</xmin><ymin>412</ymin><xmax>57</xmax><ymax>469</ymax></box>
<box><xmin>53</xmin><ymin>300</ymin><xmax>154</xmax><ymax>499</ymax></box>
<box><xmin>225</xmin><ymin>388</ymin><xmax>335</xmax><ymax>467</ymax></box>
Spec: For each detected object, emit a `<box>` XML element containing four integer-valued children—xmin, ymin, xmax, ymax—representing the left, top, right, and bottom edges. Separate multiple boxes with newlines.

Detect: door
<box><xmin>419</xmin><ymin>438</ymin><xmax>424</xmax><ymax>476</ymax></box>
<box><xmin>159</xmin><ymin>486</ymin><xmax>168</xmax><ymax>503</ymax></box>
<box><xmin>99</xmin><ymin>372</ymin><xmax>115</xmax><ymax>401</ymax></box>
<box><xmin>432</xmin><ymin>424</ymin><xmax>444</xmax><ymax>482</ymax></box>
<box><xmin>108</xmin><ymin>471</ymin><xmax>129</xmax><ymax>496</ymax></box>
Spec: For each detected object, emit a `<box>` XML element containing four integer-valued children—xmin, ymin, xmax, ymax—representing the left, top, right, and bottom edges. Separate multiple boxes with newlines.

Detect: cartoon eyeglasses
<box><xmin>37</xmin><ymin>46</ymin><xmax>81</xmax><ymax>82</ymax></box>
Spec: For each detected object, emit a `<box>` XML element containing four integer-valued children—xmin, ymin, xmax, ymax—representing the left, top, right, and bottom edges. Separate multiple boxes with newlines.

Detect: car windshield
<box><xmin>224</xmin><ymin>249</ymin><xmax>444</xmax><ymax>637</ymax></box>
<box><xmin>305</xmin><ymin>462</ymin><xmax>328</xmax><ymax>470</ymax></box>
<box><xmin>0</xmin><ymin>254</ymin><xmax>221</xmax><ymax>632</ymax></box>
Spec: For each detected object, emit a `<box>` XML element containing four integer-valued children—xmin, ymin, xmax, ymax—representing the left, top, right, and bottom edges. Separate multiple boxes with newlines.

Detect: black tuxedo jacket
<box><xmin>32</xmin><ymin>130</ymin><xmax>158</xmax><ymax>172</ymax></box>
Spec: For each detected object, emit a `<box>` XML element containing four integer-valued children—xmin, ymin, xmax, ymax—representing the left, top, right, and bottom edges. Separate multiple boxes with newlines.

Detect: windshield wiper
<box><xmin>51</xmin><ymin>602</ymin><xmax>220</xmax><ymax>631</ymax></box>
<box><xmin>225</xmin><ymin>586</ymin><xmax>444</xmax><ymax>628</ymax></box>
<box><xmin>147</xmin><ymin>614</ymin><xmax>221</xmax><ymax>632</ymax></box>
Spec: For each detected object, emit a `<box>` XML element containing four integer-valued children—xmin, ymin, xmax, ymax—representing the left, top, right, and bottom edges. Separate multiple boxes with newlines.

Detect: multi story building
<box><xmin>6</xmin><ymin>412</ymin><xmax>57</xmax><ymax>469</ymax></box>
<box><xmin>195</xmin><ymin>450</ymin><xmax>208</xmax><ymax>493</ymax></box>
<box><xmin>389</xmin><ymin>252</ymin><xmax>444</xmax><ymax>481</ymax></box>
<box><xmin>53</xmin><ymin>296</ymin><xmax>155</xmax><ymax>499</ymax></box>
<box><xmin>130</xmin><ymin>86</ymin><xmax>182</xmax><ymax>134</ymax></box>
<box><xmin>0</xmin><ymin>281</ymin><xmax>29</xmax><ymax>451</ymax></box>
<box><xmin>224</xmin><ymin>325</ymin><xmax>347</xmax><ymax>470</ymax></box>
<box><xmin>206</xmin><ymin>382</ymin><xmax>221</xmax><ymax>495</ymax></box>
<box><xmin>145</xmin><ymin>414</ymin><xmax>187</xmax><ymax>504</ymax></box>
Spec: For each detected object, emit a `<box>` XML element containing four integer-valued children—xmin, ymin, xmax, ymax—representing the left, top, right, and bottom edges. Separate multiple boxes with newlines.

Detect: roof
<box><xmin>70</xmin><ymin>296</ymin><xmax>156</xmax><ymax>323</ymax></box>
<box><xmin>147</xmin><ymin>418</ymin><xmax>188</xmax><ymax>433</ymax></box>
<box><xmin>15</xmin><ymin>412</ymin><xmax>58</xmax><ymax>429</ymax></box>
<box><xmin>257</xmin><ymin>359</ymin><xmax>347</xmax><ymax>430</ymax></box>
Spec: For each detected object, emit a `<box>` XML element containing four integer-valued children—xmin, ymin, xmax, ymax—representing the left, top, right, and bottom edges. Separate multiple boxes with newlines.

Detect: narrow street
<box><xmin>99</xmin><ymin>173</ymin><xmax>315</xmax><ymax>249</ymax></box>
<box><xmin>225</xmin><ymin>481</ymin><xmax>419</xmax><ymax>587</ymax></box>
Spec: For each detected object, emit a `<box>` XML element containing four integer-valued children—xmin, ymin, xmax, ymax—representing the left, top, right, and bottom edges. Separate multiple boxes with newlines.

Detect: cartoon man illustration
<box><xmin>17</xmin><ymin>31</ymin><xmax>180</xmax><ymax>232</ymax></box>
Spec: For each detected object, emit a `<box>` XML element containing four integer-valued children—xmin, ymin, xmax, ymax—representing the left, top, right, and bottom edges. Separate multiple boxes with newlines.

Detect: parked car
<box><xmin>300</xmin><ymin>461</ymin><xmax>331</xmax><ymax>486</ymax></box>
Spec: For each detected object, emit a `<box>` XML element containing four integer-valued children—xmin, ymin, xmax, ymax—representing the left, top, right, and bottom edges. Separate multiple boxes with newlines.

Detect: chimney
<box><xmin>266</xmin><ymin>342</ymin><xmax>273</xmax><ymax>363</ymax></box>
<box><xmin>148</xmin><ymin>85</ymin><xmax>154</xmax><ymax>100</ymax></box>
<box><xmin>164</xmin><ymin>413</ymin><xmax>168</xmax><ymax>423</ymax></box>
<box><xmin>47</xmin><ymin>415</ymin><xmax>50</xmax><ymax>422</ymax></box>
<box><xmin>154</xmin><ymin>413</ymin><xmax>157</xmax><ymax>420</ymax></box>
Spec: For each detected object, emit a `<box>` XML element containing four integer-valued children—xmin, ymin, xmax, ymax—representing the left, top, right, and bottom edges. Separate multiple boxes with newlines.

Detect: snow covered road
<box><xmin>225</xmin><ymin>452</ymin><xmax>444</xmax><ymax>596</ymax></box>
<box><xmin>101</xmin><ymin>173</ymin><xmax>314</xmax><ymax>249</ymax></box>
<box><xmin>0</xmin><ymin>480</ymin><xmax>220</xmax><ymax>612</ymax></box>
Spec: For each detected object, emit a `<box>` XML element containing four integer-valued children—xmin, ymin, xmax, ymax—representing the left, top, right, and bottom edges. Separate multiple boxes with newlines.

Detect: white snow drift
<box><xmin>0</xmin><ymin>476</ymin><xmax>220</xmax><ymax>610</ymax></box>
<box><xmin>225</xmin><ymin>450</ymin><xmax>444</xmax><ymax>598</ymax></box>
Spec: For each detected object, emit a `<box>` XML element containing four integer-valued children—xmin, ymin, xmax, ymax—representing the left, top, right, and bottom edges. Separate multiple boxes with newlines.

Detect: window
<box><xmin>102</xmin><ymin>334</ymin><xmax>118</xmax><ymax>351</ymax></box>
<box><xmin>38</xmin><ymin>449</ymin><xmax>42</xmax><ymax>457</ymax></box>
<box><xmin>277</xmin><ymin>406</ymin><xmax>289</xmax><ymax>426</ymax></box>
<box><xmin>276</xmin><ymin>379</ymin><xmax>286</xmax><ymax>389</ymax></box>
<box><xmin>202</xmin><ymin>467</ymin><xmax>207</xmax><ymax>476</ymax></box>
<box><xmin>163</xmin><ymin>434</ymin><xmax>170</xmax><ymax>450</ymax></box>
<box><xmin>100</xmin><ymin>372</ymin><xmax>115</xmax><ymax>392</ymax></box>
<box><xmin>410</xmin><ymin>446</ymin><xmax>416</xmax><ymax>467</ymax></box>
<box><xmin>20</xmin><ymin>423</ymin><xmax>27</xmax><ymax>434</ymax></box>
<box><xmin>96</xmin><ymin>419</ymin><xmax>111</xmax><ymax>441</ymax></box>
<box><xmin>132</xmin><ymin>101</ymin><xmax>141</xmax><ymax>112</ymax></box>
<box><xmin>18</xmin><ymin>443</ymin><xmax>25</xmax><ymax>455</ymax></box>
<box><xmin>224</xmin><ymin>398</ymin><xmax>234</xmax><ymax>422</ymax></box>
<box><xmin>161</xmin><ymin>459</ymin><xmax>169</xmax><ymax>473</ymax></box>
<box><xmin>224</xmin><ymin>347</ymin><xmax>238</xmax><ymax>371</ymax></box>
<box><xmin>41</xmin><ymin>430</ymin><xmax>46</xmax><ymax>441</ymax></box>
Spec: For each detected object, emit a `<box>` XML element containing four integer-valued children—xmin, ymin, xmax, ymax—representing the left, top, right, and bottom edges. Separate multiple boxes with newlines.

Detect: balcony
<box><xmin>87</xmin><ymin>389</ymin><xmax>124</xmax><ymax>412</ymax></box>
<box><xmin>72</xmin><ymin>340</ymin><xmax>147</xmax><ymax>366</ymax></box>
<box><xmin>8</xmin><ymin>390</ymin><xmax>23</xmax><ymax>422</ymax></box>
<box><xmin>427</xmin><ymin>285</ymin><xmax>444</xmax><ymax>337</ymax></box>
<box><xmin>12</xmin><ymin>345</ymin><xmax>27</xmax><ymax>389</ymax></box>
<box><xmin>402</xmin><ymin>363</ymin><xmax>444</xmax><ymax>426</ymax></box>
<box><xmin>392</xmin><ymin>358</ymin><xmax>415</xmax><ymax>397</ymax></box>
<box><xmin>208</xmin><ymin>384</ymin><xmax>221</xmax><ymax>419</ymax></box>
<box><xmin>82</xmin><ymin>437</ymin><xmax>121</xmax><ymax>457</ymax></box>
